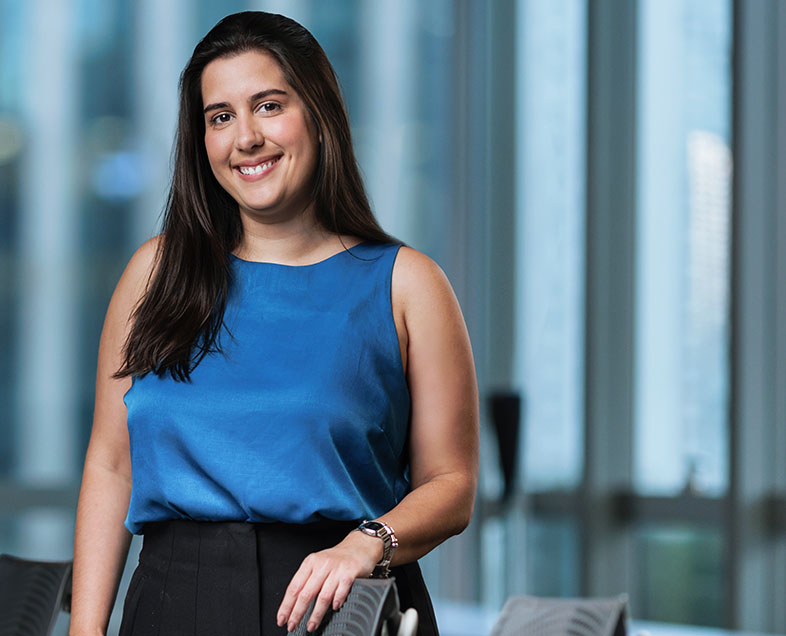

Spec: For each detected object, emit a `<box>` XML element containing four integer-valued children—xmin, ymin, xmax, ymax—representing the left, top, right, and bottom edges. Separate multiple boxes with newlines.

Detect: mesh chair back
<box><xmin>491</xmin><ymin>595</ymin><xmax>628</xmax><ymax>636</ymax></box>
<box><xmin>0</xmin><ymin>554</ymin><xmax>72</xmax><ymax>636</ymax></box>
<box><xmin>292</xmin><ymin>577</ymin><xmax>411</xmax><ymax>636</ymax></box>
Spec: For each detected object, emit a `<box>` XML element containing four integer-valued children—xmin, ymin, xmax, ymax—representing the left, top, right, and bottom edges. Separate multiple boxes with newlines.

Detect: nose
<box><xmin>235</xmin><ymin>114</ymin><xmax>264</xmax><ymax>151</ymax></box>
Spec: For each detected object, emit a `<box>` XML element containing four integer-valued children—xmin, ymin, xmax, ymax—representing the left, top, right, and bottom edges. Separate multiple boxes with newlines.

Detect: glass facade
<box><xmin>515</xmin><ymin>0</ymin><xmax>586</xmax><ymax>493</ymax></box>
<box><xmin>634</xmin><ymin>0</ymin><xmax>732</xmax><ymax>497</ymax></box>
<box><xmin>633</xmin><ymin>524</ymin><xmax>725</xmax><ymax>625</ymax></box>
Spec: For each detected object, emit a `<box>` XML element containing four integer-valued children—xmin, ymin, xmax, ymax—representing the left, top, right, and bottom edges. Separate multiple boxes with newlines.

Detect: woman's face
<box><xmin>201</xmin><ymin>49</ymin><xmax>320</xmax><ymax>224</ymax></box>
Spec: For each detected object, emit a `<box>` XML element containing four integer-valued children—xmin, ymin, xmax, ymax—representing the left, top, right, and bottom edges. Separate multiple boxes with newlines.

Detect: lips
<box><xmin>234</xmin><ymin>156</ymin><xmax>281</xmax><ymax>179</ymax></box>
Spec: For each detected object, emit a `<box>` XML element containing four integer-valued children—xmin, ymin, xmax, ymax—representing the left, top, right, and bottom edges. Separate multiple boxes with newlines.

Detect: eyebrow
<box><xmin>203</xmin><ymin>89</ymin><xmax>288</xmax><ymax>114</ymax></box>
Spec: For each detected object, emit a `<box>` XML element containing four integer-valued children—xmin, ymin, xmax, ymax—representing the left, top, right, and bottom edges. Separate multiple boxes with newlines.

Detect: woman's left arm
<box><xmin>278</xmin><ymin>247</ymin><xmax>479</xmax><ymax>632</ymax></box>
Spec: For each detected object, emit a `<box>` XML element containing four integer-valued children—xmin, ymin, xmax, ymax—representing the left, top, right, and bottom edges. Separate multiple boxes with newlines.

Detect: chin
<box><xmin>239</xmin><ymin>201</ymin><xmax>290</xmax><ymax>218</ymax></box>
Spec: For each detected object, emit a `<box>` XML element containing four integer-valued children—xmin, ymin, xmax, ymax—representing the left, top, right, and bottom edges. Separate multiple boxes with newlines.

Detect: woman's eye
<box><xmin>211</xmin><ymin>113</ymin><xmax>233</xmax><ymax>125</ymax></box>
<box><xmin>259</xmin><ymin>102</ymin><xmax>281</xmax><ymax>114</ymax></box>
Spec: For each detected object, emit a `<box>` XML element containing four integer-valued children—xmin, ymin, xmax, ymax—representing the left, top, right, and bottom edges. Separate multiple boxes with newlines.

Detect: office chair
<box><xmin>291</xmin><ymin>577</ymin><xmax>418</xmax><ymax>636</ymax></box>
<box><xmin>0</xmin><ymin>554</ymin><xmax>73</xmax><ymax>636</ymax></box>
<box><xmin>490</xmin><ymin>594</ymin><xmax>628</xmax><ymax>636</ymax></box>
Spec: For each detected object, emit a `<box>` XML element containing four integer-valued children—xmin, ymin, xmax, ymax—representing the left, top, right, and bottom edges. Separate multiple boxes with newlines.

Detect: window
<box><xmin>634</xmin><ymin>0</ymin><xmax>732</xmax><ymax>498</ymax></box>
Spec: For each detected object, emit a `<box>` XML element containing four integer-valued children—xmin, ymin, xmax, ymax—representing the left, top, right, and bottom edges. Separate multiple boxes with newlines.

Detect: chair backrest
<box><xmin>491</xmin><ymin>594</ymin><xmax>628</xmax><ymax>636</ymax></box>
<box><xmin>0</xmin><ymin>554</ymin><xmax>72</xmax><ymax>636</ymax></box>
<box><xmin>291</xmin><ymin>577</ymin><xmax>418</xmax><ymax>636</ymax></box>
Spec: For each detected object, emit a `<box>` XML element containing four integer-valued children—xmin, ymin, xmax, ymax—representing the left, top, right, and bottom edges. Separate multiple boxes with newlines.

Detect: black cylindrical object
<box><xmin>489</xmin><ymin>391</ymin><xmax>522</xmax><ymax>502</ymax></box>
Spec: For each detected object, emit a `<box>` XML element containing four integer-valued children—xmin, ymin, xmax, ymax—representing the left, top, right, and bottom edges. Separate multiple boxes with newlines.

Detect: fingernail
<box><xmin>287</xmin><ymin>622</ymin><xmax>295</xmax><ymax>633</ymax></box>
<box><xmin>277</xmin><ymin>615</ymin><xmax>284</xmax><ymax>627</ymax></box>
<box><xmin>307</xmin><ymin>622</ymin><xmax>315</xmax><ymax>632</ymax></box>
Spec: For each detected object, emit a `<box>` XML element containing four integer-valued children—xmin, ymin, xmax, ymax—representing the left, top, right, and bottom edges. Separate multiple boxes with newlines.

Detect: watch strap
<box><xmin>356</xmin><ymin>520</ymin><xmax>398</xmax><ymax>578</ymax></box>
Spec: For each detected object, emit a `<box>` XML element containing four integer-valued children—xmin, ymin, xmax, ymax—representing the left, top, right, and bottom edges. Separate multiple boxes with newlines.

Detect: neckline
<box><xmin>229</xmin><ymin>241</ymin><xmax>369</xmax><ymax>268</ymax></box>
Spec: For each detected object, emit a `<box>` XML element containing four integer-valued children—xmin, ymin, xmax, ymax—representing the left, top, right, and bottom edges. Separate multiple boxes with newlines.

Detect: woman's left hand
<box><xmin>276</xmin><ymin>529</ymin><xmax>383</xmax><ymax>632</ymax></box>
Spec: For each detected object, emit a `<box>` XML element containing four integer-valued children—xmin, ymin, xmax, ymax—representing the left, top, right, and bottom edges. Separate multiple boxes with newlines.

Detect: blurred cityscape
<box><xmin>3</xmin><ymin>0</ymin><xmax>782</xmax><ymax>634</ymax></box>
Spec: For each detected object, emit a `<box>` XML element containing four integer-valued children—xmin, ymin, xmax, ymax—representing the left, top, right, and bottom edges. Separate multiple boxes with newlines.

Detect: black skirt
<box><xmin>118</xmin><ymin>519</ymin><xmax>440</xmax><ymax>636</ymax></box>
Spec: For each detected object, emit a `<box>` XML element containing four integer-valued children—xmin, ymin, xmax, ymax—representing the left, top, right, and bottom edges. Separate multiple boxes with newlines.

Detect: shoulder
<box><xmin>106</xmin><ymin>234</ymin><xmax>163</xmax><ymax>328</ymax></box>
<box><xmin>117</xmin><ymin>235</ymin><xmax>162</xmax><ymax>297</ymax></box>
<box><xmin>390</xmin><ymin>246</ymin><xmax>468</xmax><ymax>351</ymax></box>
<box><xmin>125</xmin><ymin>234</ymin><xmax>162</xmax><ymax>282</ymax></box>
<box><xmin>392</xmin><ymin>246</ymin><xmax>456</xmax><ymax>312</ymax></box>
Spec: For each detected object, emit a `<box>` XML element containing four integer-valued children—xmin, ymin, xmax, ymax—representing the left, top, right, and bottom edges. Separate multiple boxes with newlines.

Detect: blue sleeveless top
<box><xmin>123</xmin><ymin>242</ymin><xmax>411</xmax><ymax>535</ymax></box>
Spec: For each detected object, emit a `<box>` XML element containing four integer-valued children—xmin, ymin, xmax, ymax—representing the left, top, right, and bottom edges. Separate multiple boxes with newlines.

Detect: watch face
<box><xmin>363</xmin><ymin>522</ymin><xmax>384</xmax><ymax>532</ymax></box>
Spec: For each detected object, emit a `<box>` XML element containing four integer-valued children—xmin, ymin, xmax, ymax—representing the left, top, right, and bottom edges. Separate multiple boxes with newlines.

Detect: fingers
<box><xmin>277</xmin><ymin>552</ymin><xmax>362</xmax><ymax>633</ymax></box>
<box><xmin>332</xmin><ymin>574</ymin><xmax>354</xmax><ymax>611</ymax></box>
<box><xmin>304</xmin><ymin>572</ymin><xmax>356</xmax><ymax>631</ymax></box>
<box><xmin>277</xmin><ymin>558</ymin><xmax>314</xmax><ymax>630</ymax></box>
<box><xmin>301</xmin><ymin>576</ymin><xmax>339</xmax><ymax>632</ymax></box>
<box><xmin>278</xmin><ymin>555</ymin><xmax>338</xmax><ymax>633</ymax></box>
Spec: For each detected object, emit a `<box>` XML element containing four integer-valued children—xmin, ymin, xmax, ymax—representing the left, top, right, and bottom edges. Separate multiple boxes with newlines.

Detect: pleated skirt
<box><xmin>118</xmin><ymin>519</ymin><xmax>440</xmax><ymax>636</ymax></box>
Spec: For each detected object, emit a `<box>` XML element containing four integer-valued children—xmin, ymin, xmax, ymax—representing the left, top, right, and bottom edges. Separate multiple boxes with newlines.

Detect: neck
<box><xmin>234</xmin><ymin>207</ymin><xmax>343</xmax><ymax>265</ymax></box>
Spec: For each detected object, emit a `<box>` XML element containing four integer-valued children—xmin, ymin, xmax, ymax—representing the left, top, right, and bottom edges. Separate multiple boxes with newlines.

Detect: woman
<box><xmin>70</xmin><ymin>11</ymin><xmax>478</xmax><ymax>636</ymax></box>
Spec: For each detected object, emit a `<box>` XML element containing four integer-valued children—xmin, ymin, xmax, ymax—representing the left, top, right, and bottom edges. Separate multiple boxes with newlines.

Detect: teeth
<box><xmin>239</xmin><ymin>159</ymin><xmax>277</xmax><ymax>175</ymax></box>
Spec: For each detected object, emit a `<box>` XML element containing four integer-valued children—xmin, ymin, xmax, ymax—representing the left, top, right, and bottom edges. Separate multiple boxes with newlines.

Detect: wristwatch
<box><xmin>356</xmin><ymin>520</ymin><xmax>398</xmax><ymax>578</ymax></box>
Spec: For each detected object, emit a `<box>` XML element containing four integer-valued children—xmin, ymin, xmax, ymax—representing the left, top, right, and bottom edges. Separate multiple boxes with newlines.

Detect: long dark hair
<box><xmin>116</xmin><ymin>11</ymin><xmax>394</xmax><ymax>381</ymax></box>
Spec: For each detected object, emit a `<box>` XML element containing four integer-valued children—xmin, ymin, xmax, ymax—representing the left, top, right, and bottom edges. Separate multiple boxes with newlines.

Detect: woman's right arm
<box><xmin>69</xmin><ymin>237</ymin><xmax>160</xmax><ymax>636</ymax></box>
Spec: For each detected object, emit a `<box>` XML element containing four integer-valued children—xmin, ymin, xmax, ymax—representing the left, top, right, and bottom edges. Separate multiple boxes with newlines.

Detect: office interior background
<box><xmin>1</xmin><ymin>0</ymin><xmax>785</xmax><ymax>633</ymax></box>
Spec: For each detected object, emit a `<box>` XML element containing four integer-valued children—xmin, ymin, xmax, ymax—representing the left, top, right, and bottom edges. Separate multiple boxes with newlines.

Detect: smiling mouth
<box><xmin>237</xmin><ymin>157</ymin><xmax>280</xmax><ymax>175</ymax></box>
